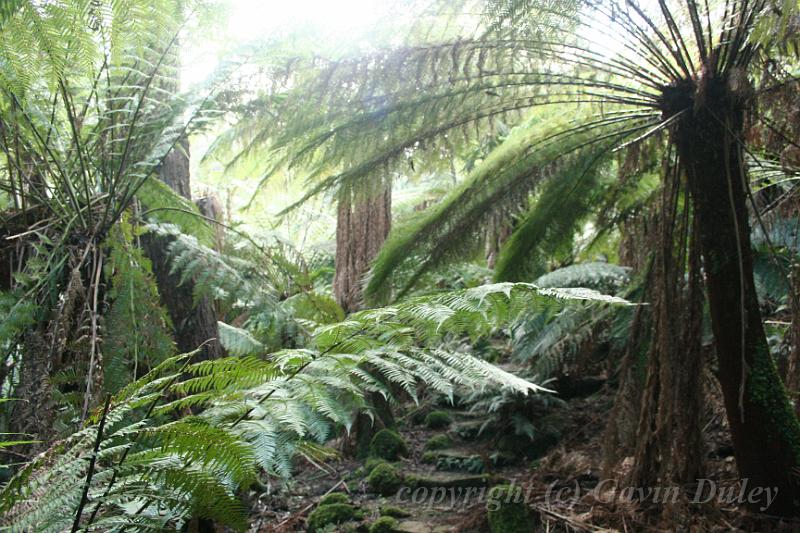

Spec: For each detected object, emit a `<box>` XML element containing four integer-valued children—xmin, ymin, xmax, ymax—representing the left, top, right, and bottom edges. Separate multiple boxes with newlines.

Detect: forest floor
<box><xmin>244</xmin><ymin>378</ymin><xmax>800</xmax><ymax>532</ymax></box>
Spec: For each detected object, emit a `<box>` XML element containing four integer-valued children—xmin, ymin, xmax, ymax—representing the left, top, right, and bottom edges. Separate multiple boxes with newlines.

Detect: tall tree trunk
<box><xmin>142</xmin><ymin>137</ymin><xmax>222</xmax><ymax>361</ymax></box>
<box><xmin>140</xmin><ymin>6</ymin><xmax>222</xmax><ymax>361</ymax></box>
<box><xmin>674</xmin><ymin>73</ymin><xmax>800</xmax><ymax>515</ymax></box>
<box><xmin>333</xmin><ymin>179</ymin><xmax>392</xmax><ymax>313</ymax></box>
<box><xmin>333</xmin><ymin>179</ymin><xmax>393</xmax><ymax>456</ymax></box>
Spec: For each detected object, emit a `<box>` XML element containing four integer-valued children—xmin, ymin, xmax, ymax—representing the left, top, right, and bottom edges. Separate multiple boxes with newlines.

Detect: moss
<box><xmin>424</xmin><ymin>434</ymin><xmax>452</xmax><ymax>450</ymax></box>
<box><xmin>379</xmin><ymin>506</ymin><xmax>411</xmax><ymax>518</ymax></box>
<box><xmin>424</xmin><ymin>410</ymin><xmax>452</xmax><ymax>429</ymax></box>
<box><xmin>369</xmin><ymin>429</ymin><xmax>408</xmax><ymax>461</ymax></box>
<box><xmin>307</xmin><ymin>503</ymin><xmax>360</xmax><ymax>532</ymax></box>
<box><xmin>369</xmin><ymin>516</ymin><xmax>399</xmax><ymax>533</ymax></box>
<box><xmin>421</xmin><ymin>451</ymin><xmax>438</xmax><ymax>464</ymax></box>
<box><xmin>747</xmin><ymin>341</ymin><xmax>800</xmax><ymax>461</ymax></box>
<box><xmin>486</xmin><ymin>485</ymin><xmax>537</xmax><ymax>533</ymax></box>
<box><xmin>319</xmin><ymin>492</ymin><xmax>350</xmax><ymax>506</ymax></box>
<box><xmin>364</xmin><ymin>457</ymin><xmax>389</xmax><ymax>474</ymax></box>
<box><xmin>367</xmin><ymin>463</ymin><xmax>403</xmax><ymax>496</ymax></box>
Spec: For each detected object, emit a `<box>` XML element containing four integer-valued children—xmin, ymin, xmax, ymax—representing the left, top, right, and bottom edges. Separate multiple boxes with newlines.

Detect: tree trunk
<box><xmin>786</xmin><ymin>263</ymin><xmax>800</xmax><ymax>415</ymax></box>
<box><xmin>675</xmin><ymin>74</ymin><xmax>800</xmax><ymax>515</ymax></box>
<box><xmin>333</xmin><ymin>179</ymin><xmax>392</xmax><ymax>313</ymax></box>
<box><xmin>142</xmin><ymin>137</ymin><xmax>222</xmax><ymax>361</ymax></box>
<box><xmin>332</xmin><ymin>180</ymin><xmax>393</xmax><ymax>456</ymax></box>
<box><xmin>627</xmin><ymin>175</ymin><xmax>704</xmax><ymax>489</ymax></box>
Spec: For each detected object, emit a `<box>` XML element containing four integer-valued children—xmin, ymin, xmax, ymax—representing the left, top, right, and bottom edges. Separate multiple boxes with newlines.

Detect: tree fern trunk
<box><xmin>333</xmin><ymin>179</ymin><xmax>391</xmax><ymax>312</ymax></box>
<box><xmin>676</xmin><ymin>75</ymin><xmax>800</xmax><ymax>515</ymax></box>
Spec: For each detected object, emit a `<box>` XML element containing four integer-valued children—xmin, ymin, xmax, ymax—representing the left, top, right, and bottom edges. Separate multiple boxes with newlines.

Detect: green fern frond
<box><xmin>365</xmin><ymin>112</ymin><xmax>657</xmax><ymax>302</ymax></box>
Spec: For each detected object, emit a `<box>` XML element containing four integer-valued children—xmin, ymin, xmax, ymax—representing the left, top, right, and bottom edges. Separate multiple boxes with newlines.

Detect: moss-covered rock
<box><xmin>424</xmin><ymin>410</ymin><xmax>452</xmax><ymax>429</ymax></box>
<box><xmin>424</xmin><ymin>434</ymin><xmax>452</xmax><ymax>450</ymax></box>
<box><xmin>318</xmin><ymin>492</ymin><xmax>350</xmax><ymax>506</ymax></box>
<box><xmin>307</xmin><ymin>503</ymin><xmax>360</xmax><ymax>532</ymax></box>
<box><xmin>369</xmin><ymin>429</ymin><xmax>408</xmax><ymax>461</ymax></box>
<box><xmin>364</xmin><ymin>457</ymin><xmax>389</xmax><ymax>474</ymax></box>
<box><xmin>369</xmin><ymin>516</ymin><xmax>399</xmax><ymax>533</ymax></box>
<box><xmin>421</xmin><ymin>451</ymin><xmax>438</xmax><ymax>464</ymax></box>
<box><xmin>379</xmin><ymin>506</ymin><xmax>411</xmax><ymax>518</ymax></box>
<box><xmin>367</xmin><ymin>463</ymin><xmax>403</xmax><ymax>496</ymax></box>
<box><xmin>486</xmin><ymin>485</ymin><xmax>537</xmax><ymax>533</ymax></box>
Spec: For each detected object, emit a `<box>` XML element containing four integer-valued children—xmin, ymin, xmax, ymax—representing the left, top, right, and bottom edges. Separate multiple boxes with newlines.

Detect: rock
<box><xmin>486</xmin><ymin>485</ymin><xmax>539</xmax><ymax>533</ymax></box>
<box><xmin>368</xmin><ymin>463</ymin><xmax>403</xmax><ymax>496</ymax></box>
<box><xmin>370</xmin><ymin>429</ymin><xmax>409</xmax><ymax>461</ymax></box>
<box><xmin>424</xmin><ymin>410</ymin><xmax>452</xmax><ymax>429</ymax></box>
<box><xmin>307</xmin><ymin>503</ymin><xmax>361</xmax><ymax>533</ymax></box>
<box><xmin>396</xmin><ymin>521</ymin><xmax>433</xmax><ymax>533</ymax></box>
<box><xmin>370</xmin><ymin>516</ymin><xmax>399</xmax><ymax>533</ymax></box>
<box><xmin>424</xmin><ymin>434</ymin><xmax>452</xmax><ymax>451</ymax></box>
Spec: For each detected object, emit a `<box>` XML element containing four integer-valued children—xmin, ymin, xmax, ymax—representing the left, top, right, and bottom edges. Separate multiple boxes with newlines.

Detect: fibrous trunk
<box><xmin>333</xmin><ymin>178</ymin><xmax>392</xmax><ymax>313</ymax></box>
<box><xmin>142</xmin><ymin>137</ymin><xmax>222</xmax><ymax>361</ymax></box>
<box><xmin>627</xmin><ymin>167</ymin><xmax>704</xmax><ymax>488</ymax></box>
<box><xmin>675</xmin><ymin>74</ymin><xmax>800</xmax><ymax>515</ymax></box>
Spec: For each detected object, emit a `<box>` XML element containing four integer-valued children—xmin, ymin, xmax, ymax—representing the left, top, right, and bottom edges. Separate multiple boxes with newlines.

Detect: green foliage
<box><xmin>424</xmin><ymin>410</ymin><xmax>452</xmax><ymax>429</ymax></box>
<box><xmin>509</xmin><ymin>264</ymin><xmax>637</xmax><ymax>378</ymax></box>
<box><xmin>369</xmin><ymin>429</ymin><xmax>408</xmax><ymax>461</ymax></box>
<box><xmin>0</xmin><ymin>353</ymin><xmax>256</xmax><ymax>531</ymax></box>
<box><xmin>365</xmin><ymin>116</ymin><xmax>646</xmax><ymax>301</ymax></box>
<box><xmin>436</xmin><ymin>454</ymin><xmax>485</xmax><ymax>473</ymax></box>
<box><xmin>136</xmin><ymin>178</ymin><xmax>215</xmax><ymax>245</ymax></box>
<box><xmin>103</xmin><ymin>218</ymin><xmax>175</xmax><ymax>393</ymax></box>
<box><xmin>367</xmin><ymin>463</ymin><xmax>403</xmax><ymax>496</ymax></box>
<box><xmin>534</xmin><ymin>262</ymin><xmax>631</xmax><ymax>294</ymax></box>
<box><xmin>494</xmin><ymin>148</ymin><xmax>617</xmax><ymax>281</ymax></box>
<box><xmin>217</xmin><ymin>321</ymin><xmax>266</xmax><ymax>357</ymax></box>
<box><xmin>159</xmin><ymin>223</ymin><xmax>343</xmax><ymax>353</ymax></box>
<box><xmin>0</xmin><ymin>291</ymin><xmax>37</xmax><ymax>347</ymax></box>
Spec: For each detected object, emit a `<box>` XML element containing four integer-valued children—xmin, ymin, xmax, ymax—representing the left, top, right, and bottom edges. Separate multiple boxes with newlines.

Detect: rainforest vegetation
<box><xmin>1</xmin><ymin>0</ymin><xmax>799</xmax><ymax>531</ymax></box>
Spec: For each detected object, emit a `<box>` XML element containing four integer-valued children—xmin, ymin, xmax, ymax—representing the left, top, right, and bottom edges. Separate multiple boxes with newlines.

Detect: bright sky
<box><xmin>182</xmin><ymin>0</ymin><xmax>392</xmax><ymax>88</ymax></box>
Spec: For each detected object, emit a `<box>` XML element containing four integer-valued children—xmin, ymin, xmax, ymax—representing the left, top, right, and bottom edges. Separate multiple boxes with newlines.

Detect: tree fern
<box><xmin>510</xmin><ymin>263</ymin><xmax>636</xmax><ymax>377</ymax></box>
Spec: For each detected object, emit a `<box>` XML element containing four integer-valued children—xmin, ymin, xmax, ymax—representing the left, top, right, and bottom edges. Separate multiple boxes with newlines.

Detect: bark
<box><xmin>332</xmin><ymin>180</ymin><xmax>393</xmax><ymax>455</ymax></box>
<box><xmin>627</xmin><ymin>175</ymin><xmax>704</xmax><ymax>488</ymax></box>
<box><xmin>142</xmin><ymin>138</ymin><xmax>222</xmax><ymax>361</ymax></box>
<box><xmin>333</xmin><ymin>179</ymin><xmax>392</xmax><ymax>313</ymax></box>
<box><xmin>674</xmin><ymin>74</ymin><xmax>800</xmax><ymax>515</ymax></box>
<box><xmin>485</xmin><ymin>211</ymin><xmax>513</xmax><ymax>269</ymax></box>
<box><xmin>786</xmin><ymin>263</ymin><xmax>800</xmax><ymax>413</ymax></box>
